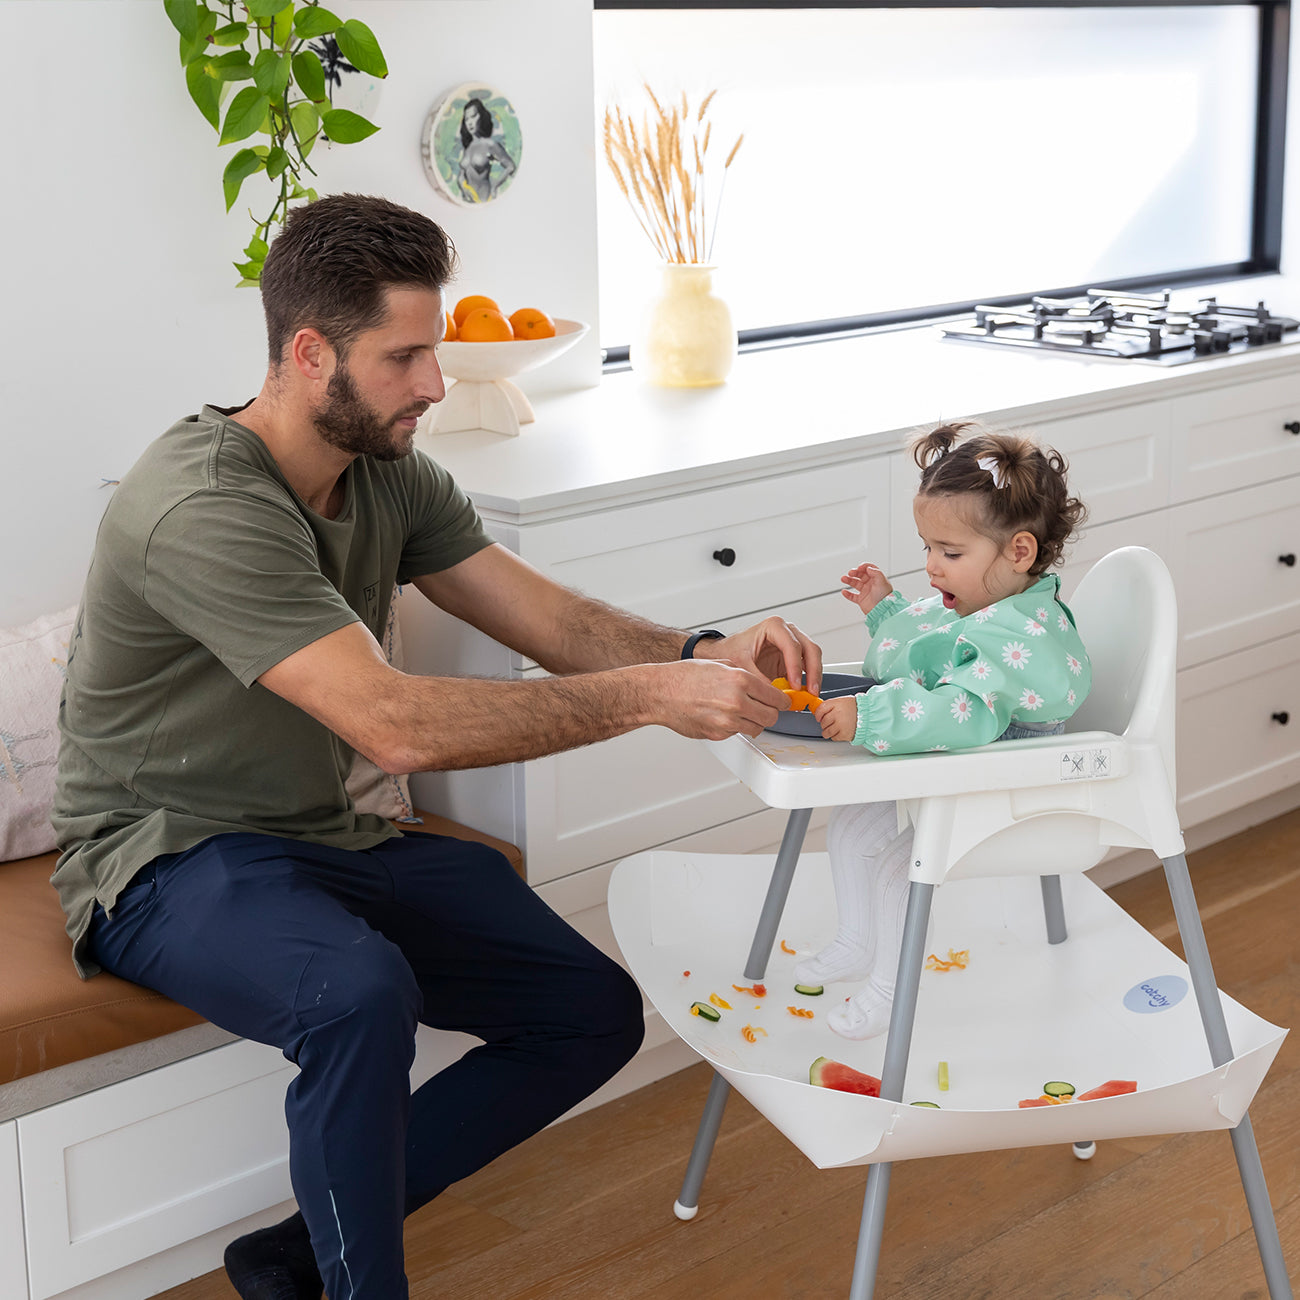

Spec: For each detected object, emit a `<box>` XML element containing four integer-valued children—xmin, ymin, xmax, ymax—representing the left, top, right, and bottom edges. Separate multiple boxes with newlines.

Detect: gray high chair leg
<box><xmin>1163</xmin><ymin>852</ymin><xmax>1293</xmax><ymax>1299</ymax></box>
<box><xmin>1040</xmin><ymin>874</ymin><xmax>1068</xmax><ymax>945</ymax></box>
<box><xmin>849</xmin><ymin>879</ymin><xmax>935</xmax><ymax>1300</ymax></box>
<box><xmin>673</xmin><ymin>808</ymin><xmax>813</xmax><ymax>1221</ymax></box>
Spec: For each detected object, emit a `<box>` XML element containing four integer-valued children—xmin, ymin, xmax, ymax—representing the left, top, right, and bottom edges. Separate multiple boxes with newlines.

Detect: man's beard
<box><xmin>314</xmin><ymin>361</ymin><xmax>425</xmax><ymax>461</ymax></box>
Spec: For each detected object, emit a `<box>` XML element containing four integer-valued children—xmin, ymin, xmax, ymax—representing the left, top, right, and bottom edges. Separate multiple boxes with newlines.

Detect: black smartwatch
<box><xmin>680</xmin><ymin>629</ymin><xmax>725</xmax><ymax>660</ymax></box>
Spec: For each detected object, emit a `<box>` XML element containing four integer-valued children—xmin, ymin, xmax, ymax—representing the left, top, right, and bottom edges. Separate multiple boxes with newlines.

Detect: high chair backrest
<box><xmin>1062</xmin><ymin>546</ymin><xmax>1178</xmax><ymax>793</ymax></box>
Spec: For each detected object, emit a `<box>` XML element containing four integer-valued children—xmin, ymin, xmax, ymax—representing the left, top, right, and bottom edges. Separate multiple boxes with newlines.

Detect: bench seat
<box><xmin>0</xmin><ymin>813</ymin><xmax>524</xmax><ymax>1087</ymax></box>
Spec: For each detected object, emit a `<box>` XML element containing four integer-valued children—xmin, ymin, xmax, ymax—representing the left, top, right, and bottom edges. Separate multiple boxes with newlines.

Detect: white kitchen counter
<box><xmin>419</xmin><ymin>271</ymin><xmax>1300</xmax><ymax>519</ymax></box>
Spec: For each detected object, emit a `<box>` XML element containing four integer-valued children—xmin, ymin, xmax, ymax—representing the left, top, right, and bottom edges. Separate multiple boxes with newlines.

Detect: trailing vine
<box><xmin>163</xmin><ymin>0</ymin><xmax>388</xmax><ymax>284</ymax></box>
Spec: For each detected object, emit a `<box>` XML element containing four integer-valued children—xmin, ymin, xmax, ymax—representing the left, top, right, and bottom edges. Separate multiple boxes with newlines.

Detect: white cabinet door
<box><xmin>1170</xmin><ymin>373</ymin><xmax>1300</xmax><ymax>502</ymax></box>
<box><xmin>1167</xmin><ymin>476</ymin><xmax>1300</xmax><ymax>667</ymax></box>
<box><xmin>19</xmin><ymin>1040</ymin><xmax>293</xmax><ymax>1300</ymax></box>
<box><xmin>1176</xmin><ymin>633</ymin><xmax>1300</xmax><ymax>825</ymax></box>
<box><xmin>1</xmin><ymin>1121</ymin><xmax>26</xmax><ymax>1300</ymax></box>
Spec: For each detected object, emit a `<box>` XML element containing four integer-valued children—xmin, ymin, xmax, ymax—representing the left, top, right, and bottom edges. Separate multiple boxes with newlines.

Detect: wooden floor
<box><xmin>162</xmin><ymin>812</ymin><xmax>1300</xmax><ymax>1300</ymax></box>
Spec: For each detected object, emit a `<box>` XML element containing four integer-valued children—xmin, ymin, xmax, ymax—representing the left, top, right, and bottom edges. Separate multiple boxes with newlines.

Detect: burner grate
<box><xmin>944</xmin><ymin>288</ymin><xmax>1299</xmax><ymax>364</ymax></box>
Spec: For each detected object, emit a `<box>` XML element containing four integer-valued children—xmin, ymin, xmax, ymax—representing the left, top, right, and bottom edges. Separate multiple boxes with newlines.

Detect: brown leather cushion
<box><xmin>0</xmin><ymin>813</ymin><xmax>524</xmax><ymax>1085</ymax></box>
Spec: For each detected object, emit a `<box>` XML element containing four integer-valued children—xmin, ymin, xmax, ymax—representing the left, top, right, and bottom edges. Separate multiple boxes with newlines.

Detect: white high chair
<box><xmin>608</xmin><ymin>548</ymin><xmax>1292</xmax><ymax>1299</ymax></box>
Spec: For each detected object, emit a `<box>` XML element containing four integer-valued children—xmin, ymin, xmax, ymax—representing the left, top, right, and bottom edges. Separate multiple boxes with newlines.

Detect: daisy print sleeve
<box><xmin>853</xmin><ymin>574</ymin><xmax>1092</xmax><ymax>755</ymax></box>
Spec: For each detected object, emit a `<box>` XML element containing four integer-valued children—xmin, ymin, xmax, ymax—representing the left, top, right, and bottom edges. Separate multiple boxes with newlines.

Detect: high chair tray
<box><xmin>608</xmin><ymin>851</ymin><xmax>1287</xmax><ymax>1169</ymax></box>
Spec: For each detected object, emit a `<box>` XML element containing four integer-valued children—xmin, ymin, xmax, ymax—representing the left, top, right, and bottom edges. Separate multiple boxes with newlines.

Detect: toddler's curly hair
<box><xmin>909</xmin><ymin>421</ymin><xmax>1087</xmax><ymax>575</ymax></box>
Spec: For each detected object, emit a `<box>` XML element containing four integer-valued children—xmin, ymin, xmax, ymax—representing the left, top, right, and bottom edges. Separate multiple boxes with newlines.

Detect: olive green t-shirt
<box><xmin>52</xmin><ymin>405</ymin><xmax>492</xmax><ymax>976</ymax></box>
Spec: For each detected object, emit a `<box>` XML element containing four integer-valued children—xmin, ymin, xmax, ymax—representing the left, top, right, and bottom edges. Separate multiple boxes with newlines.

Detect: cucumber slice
<box><xmin>689</xmin><ymin>1001</ymin><xmax>721</xmax><ymax>1022</ymax></box>
<box><xmin>1043</xmin><ymin>1080</ymin><xmax>1076</xmax><ymax>1098</ymax></box>
<box><xmin>793</xmin><ymin>983</ymin><xmax>824</xmax><ymax>996</ymax></box>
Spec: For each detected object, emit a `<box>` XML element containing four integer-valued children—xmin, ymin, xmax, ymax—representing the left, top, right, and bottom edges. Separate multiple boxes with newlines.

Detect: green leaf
<box><xmin>265</xmin><ymin>146</ymin><xmax>290</xmax><ymax>179</ymax></box>
<box><xmin>234</xmin><ymin>258</ymin><xmax>264</xmax><ymax>278</ymax></box>
<box><xmin>222</xmin><ymin>147</ymin><xmax>264</xmax><ymax>211</ymax></box>
<box><xmin>219</xmin><ymin>86</ymin><xmax>271</xmax><ymax>144</ymax></box>
<box><xmin>291</xmin><ymin>50</ymin><xmax>327</xmax><ymax>103</ymax></box>
<box><xmin>245</xmin><ymin>235</ymin><xmax>270</xmax><ymax>260</ymax></box>
<box><xmin>178</xmin><ymin>5</ymin><xmax>217</xmax><ymax>65</ymax></box>
<box><xmin>335</xmin><ymin>19</ymin><xmax>387</xmax><ymax>78</ymax></box>
<box><xmin>209</xmin><ymin>50</ymin><xmax>254</xmax><ymax>81</ymax></box>
<box><xmin>211</xmin><ymin>21</ymin><xmax>249</xmax><ymax>46</ymax></box>
<box><xmin>253</xmin><ymin>49</ymin><xmax>292</xmax><ymax>101</ymax></box>
<box><xmin>243</xmin><ymin>0</ymin><xmax>289</xmax><ymax>17</ymax></box>
<box><xmin>292</xmin><ymin>5</ymin><xmax>339</xmax><ymax>39</ymax></box>
<box><xmin>185</xmin><ymin>59</ymin><xmax>221</xmax><ymax>129</ymax></box>
<box><xmin>290</xmin><ymin>100</ymin><xmax>320</xmax><ymax>150</ymax></box>
<box><xmin>164</xmin><ymin>0</ymin><xmax>198</xmax><ymax>40</ymax></box>
<box><xmin>321</xmin><ymin>108</ymin><xmax>379</xmax><ymax>144</ymax></box>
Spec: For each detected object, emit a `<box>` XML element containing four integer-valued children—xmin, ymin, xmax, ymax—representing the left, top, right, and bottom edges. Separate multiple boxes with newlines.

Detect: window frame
<box><xmin>594</xmin><ymin>0</ymin><xmax>1290</xmax><ymax>363</ymax></box>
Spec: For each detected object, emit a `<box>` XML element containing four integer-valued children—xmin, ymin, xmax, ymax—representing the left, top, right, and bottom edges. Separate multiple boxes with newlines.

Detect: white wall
<box><xmin>0</xmin><ymin>0</ymin><xmax>598</xmax><ymax>626</ymax></box>
<box><xmin>6</xmin><ymin>1</ymin><xmax>1300</xmax><ymax>629</ymax></box>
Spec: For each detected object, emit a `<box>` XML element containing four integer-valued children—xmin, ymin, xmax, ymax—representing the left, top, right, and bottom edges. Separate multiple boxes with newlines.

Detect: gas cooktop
<box><xmin>942</xmin><ymin>288</ymin><xmax>1300</xmax><ymax>365</ymax></box>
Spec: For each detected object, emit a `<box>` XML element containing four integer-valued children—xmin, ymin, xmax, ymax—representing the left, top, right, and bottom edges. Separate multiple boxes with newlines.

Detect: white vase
<box><xmin>632</xmin><ymin>263</ymin><xmax>737</xmax><ymax>387</ymax></box>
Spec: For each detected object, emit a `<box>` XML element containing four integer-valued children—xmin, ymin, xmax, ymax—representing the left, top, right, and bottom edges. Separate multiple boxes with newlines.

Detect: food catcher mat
<box><xmin>608</xmin><ymin>851</ymin><xmax>1287</xmax><ymax>1169</ymax></box>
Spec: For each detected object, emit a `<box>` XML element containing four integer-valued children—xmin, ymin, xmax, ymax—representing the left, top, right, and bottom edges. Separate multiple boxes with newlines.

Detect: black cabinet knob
<box><xmin>712</xmin><ymin>547</ymin><xmax>736</xmax><ymax>567</ymax></box>
<box><xmin>1272</xmin><ymin>711</ymin><xmax>1290</xmax><ymax>725</ymax></box>
<box><xmin>1286</xmin><ymin>421</ymin><xmax>1300</xmax><ymax>435</ymax></box>
<box><xmin>1281</xmin><ymin>554</ymin><xmax>1297</xmax><ymax>567</ymax></box>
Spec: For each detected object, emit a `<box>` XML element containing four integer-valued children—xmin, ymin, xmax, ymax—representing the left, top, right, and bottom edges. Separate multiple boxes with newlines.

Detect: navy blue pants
<box><xmin>87</xmin><ymin>830</ymin><xmax>644</xmax><ymax>1300</ymax></box>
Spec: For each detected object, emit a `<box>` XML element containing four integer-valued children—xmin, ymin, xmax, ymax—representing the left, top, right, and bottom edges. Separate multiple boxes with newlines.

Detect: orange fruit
<box><xmin>443</xmin><ymin>310</ymin><xmax>458</xmax><ymax>342</ymax></box>
<box><xmin>452</xmin><ymin>295</ymin><xmax>500</xmax><ymax>329</ymax></box>
<box><xmin>508</xmin><ymin>307</ymin><xmax>557</xmax><ymax>340</ymax></box>
<box><xmin>457</xmin><ymin>307</ymin><xmax>514</xmax><ymax>342</ymax></box>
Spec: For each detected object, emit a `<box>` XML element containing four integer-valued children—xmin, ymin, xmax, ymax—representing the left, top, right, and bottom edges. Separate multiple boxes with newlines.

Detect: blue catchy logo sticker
<box><xmin>1123</xmin><ymin>975</ymin><xmax>1189</xmax><ymax>1014</ymax></box>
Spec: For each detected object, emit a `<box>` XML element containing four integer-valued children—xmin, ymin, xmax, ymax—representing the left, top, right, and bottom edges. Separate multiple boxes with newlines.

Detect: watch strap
<box><xmin>680</xmin><ymin>629</ymin><xmax>725</xmax><ymax>660</ymax></box>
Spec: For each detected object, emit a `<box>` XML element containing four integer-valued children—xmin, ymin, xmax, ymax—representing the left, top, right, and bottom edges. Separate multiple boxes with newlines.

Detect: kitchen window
<box><xmin>593</xmin><ymin>2</ymin><xmax>1288</xmax><ymax>360</ymax></box>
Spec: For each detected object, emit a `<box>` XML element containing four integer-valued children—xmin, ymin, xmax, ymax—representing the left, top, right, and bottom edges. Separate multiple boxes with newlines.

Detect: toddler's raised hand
<box><xmin>841</xmin><ymin>563</ymin><xmax>893</xmax><ymax>614</ymax></box>
<box><xmin>815</xmin><ymin>696</ymin><xmax>859</xmax><ymax>742</ymax></box>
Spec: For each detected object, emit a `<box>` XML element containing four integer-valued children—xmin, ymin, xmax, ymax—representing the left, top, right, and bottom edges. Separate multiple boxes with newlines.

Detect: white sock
<box><xmin>794</xmin><ymin>937</ymin><xmax>872</xmax><ymax>986</ymax></box>
<box><xmin>828</xmin><ymin>978</ymin><xmax>894</xmax><ymax>1040</ymax></box>
<box><xmin>802</xmin><ymin>802</ymin><xmax>914</xmax><ymax>987</ymax></box>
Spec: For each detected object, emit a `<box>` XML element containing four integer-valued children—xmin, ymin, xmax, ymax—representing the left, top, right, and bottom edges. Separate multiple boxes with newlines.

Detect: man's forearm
<box><xmin>373</xmin><ymin>665</ymin><xmax>656</xmax><ymax>773</ymax></box>
<box><xmin>532</xmin><ymin>589</ymin><xmax>689</xmax><ymax>675</ymax></box>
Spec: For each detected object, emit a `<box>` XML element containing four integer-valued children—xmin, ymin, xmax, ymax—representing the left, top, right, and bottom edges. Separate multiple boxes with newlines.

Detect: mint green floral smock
<box><xmin>852</xmin><ymin>573</ymin><xmax>1092</xmax><ymax>754</ymax></box>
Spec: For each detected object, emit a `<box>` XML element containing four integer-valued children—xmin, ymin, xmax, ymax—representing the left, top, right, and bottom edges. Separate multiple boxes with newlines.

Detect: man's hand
<box><xmin>815</xmin><ymin>696</ymin><xmax>859</xmax><ymax>743</ymax></box>
<box><xmin>692</xmin><ymin>616</ymin><xmax>823</xmax><ymax>698</ymax></box>
<box><xmin>841</xmin><ymin>563</ymin><xmax>893</xmax><ymax>615</ymax></box>
<box><xmin>640</xmin><ymin>659</ymin><xmax>791</xmax><ymax>740</ymax></box>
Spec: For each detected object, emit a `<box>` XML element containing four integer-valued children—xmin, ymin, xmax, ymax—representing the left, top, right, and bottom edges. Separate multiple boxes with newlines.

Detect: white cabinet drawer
<box><xmin>516</xmin><ymin>459</ymin><xmax>890</xmax><ymax>630</ymax></box>
<box><xmin>518</xmin><ymin>589</ymin><xmax>869</xmax><ymax>885</ymax></box>
<box><xmin>887</xmin><ymin>402</ymin><xmax>1172</xmax><ymax>573</ymax></box>
<box><xmin>1036</xmin><ymin>401</ymin><xmax>1172</xmax><ymax>523</ymax></box>
<box><xmin>1170</xmin><ymin>373</ymin><xmax>1300</xmax><ymax>502</ymax></box>
<box><xmin>1168</xmin><ymin>477</ymin><xmax>1300</xmax><ymax>667</ymax></box>
<box><xmin>19</xmin><ymin>1039</ymin><xmax>293</xmax><ymax>1299</ymax></box>
<box><xmin>1176</xmin><ymin>633</ymin><xmax>1300</xmax><ymax>825</ymax></box>
<box><xmin>1</xmin><ymin>1121</ymin><xmax>25</xmax><ymax>1300</ymax></box>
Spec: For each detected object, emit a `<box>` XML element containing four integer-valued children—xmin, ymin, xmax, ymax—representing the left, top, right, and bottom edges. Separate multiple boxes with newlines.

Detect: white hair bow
<box><xmin>976</xmin><ymin>455</ymin><xmax>1006</xmax><ymax>489</ymax></box>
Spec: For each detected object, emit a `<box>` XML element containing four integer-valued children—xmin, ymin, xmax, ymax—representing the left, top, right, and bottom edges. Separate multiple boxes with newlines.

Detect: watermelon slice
<box><xmin>809</xmin><ymin>1056</ymin><xmax>882</xmax><ymax>1097</ymax></box>
<box><xmin>1076</xmin><ymin>1079</ymin><xmax>1137</xmax><ymax>1102</ymax></box>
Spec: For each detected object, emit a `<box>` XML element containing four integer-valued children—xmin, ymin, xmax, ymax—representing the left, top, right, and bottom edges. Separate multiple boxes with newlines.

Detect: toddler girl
<box><xmin>800</xmin><ymin>421</ymin><xmax>1091</xmax><ymax>1039</ymax></box>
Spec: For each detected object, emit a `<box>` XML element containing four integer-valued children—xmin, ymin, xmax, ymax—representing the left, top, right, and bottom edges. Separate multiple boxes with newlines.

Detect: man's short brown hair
<box><xmin>259</xmin><ymin>193</ymin><xmax>457</xmax><ymax>365</ymax></box>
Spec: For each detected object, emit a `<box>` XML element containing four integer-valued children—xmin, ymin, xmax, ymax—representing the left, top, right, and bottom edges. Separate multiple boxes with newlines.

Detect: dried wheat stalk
<box><xmin>603</xmin><ymin>85</ymin><xmax>743</xmax><ymax>264</ymax></box>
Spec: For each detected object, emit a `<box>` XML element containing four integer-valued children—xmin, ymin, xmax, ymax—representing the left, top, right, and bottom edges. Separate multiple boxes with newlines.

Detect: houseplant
<box><xmin>603</xmin><ymin>86</ymin><xmax>743</xmax><ymax>386</ymax></box>
<box><xmin>163</xmin><ymin>0</ymin><xmax>387</xmax><ymax>284</ymax></box>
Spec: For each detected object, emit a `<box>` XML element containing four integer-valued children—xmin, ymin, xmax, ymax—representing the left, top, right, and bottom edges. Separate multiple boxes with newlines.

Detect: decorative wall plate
<box><xmin>421</xmin><ymin>82</ymin><xmax>522</xmax><ymax>206</ymax></box>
